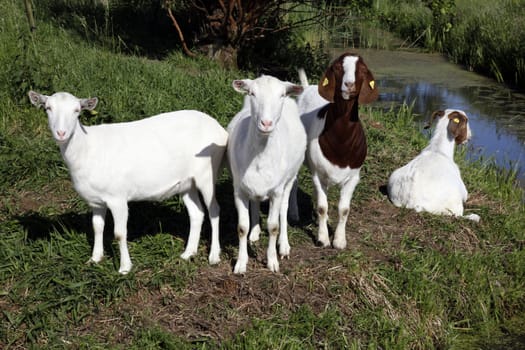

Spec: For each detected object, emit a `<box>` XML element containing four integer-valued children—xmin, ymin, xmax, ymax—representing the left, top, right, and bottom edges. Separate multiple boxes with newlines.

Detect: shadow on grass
<box><xmin>14</xmin><ymin>180</ymin><xmax>237</xmax><ymax>256</ymax></box>
<box><xmin>14</xmin><ymin>177</ymin><xmax>316</xmax><ymax>264</ymax></box>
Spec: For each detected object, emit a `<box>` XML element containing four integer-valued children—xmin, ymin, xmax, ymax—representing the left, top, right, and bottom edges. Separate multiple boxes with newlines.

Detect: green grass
<box><xmin>372</xmin><ymin>0</ymin><xmax>525</xmax><ymax>88</ymax></box>
<box><xmin>1</xmin><ymin>1</ymin><xmax>525</xmax><ymax>349</ymax></box>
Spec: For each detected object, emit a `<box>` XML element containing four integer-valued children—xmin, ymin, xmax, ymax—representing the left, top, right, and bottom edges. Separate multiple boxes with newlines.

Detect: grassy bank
<box><xmin>1</xmin><ymin>1</ymin><xmax>525</xmax><ymax>349</ymax></box>
<box><xmin>373</xmin><ymin>0</ymin><xmax>525</xmax><ymax>89</ymax></box>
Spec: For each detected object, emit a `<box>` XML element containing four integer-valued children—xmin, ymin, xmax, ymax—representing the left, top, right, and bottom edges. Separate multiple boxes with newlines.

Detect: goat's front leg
<box><xmin>333</xmin><ymin>171</ymin><xmax>360</xmax><ymax>249</ymax></box>
<box><xmin>108</xmin><ymin>200</ymin><xmax>132</xmax><ymax>274</ymax></box>
<box><xmin>180</xmin><ymin>188</ymin><xmax>205</xmax><ymax>262</ymax></box>
<box><xmin>233</xmin><ymin>192</ymin><xmax>250</xmax><ymax>274</ymax></box>
<box><xmin>312</xmin><ymin>173</ymin><xmax>330</xmax><ymax>247</ymax></box>
<box><xmin>266</xmin><ymin>192</ymin><xmax>282</xmax><ymax>272</ymax></box>
<box><xmin>89</xmin><ymin>206</ymin><xmax>107</xmax><ymax>264</ymax></box>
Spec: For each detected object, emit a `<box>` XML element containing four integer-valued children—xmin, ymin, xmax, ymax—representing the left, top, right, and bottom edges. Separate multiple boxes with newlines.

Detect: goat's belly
<box><xmin>73</xmin><ymin>172</ymin><xmax>194</xmax><ymax>206</ymax></box>
<box><xmin>308</xmin><ymin>140</ymin><xmax>359</xmax><ymax>186</ymax></box>
<box><xmin>239</xmin><ymin>169</ymin><xmax>286</xmax><ymax>200</ymax></box>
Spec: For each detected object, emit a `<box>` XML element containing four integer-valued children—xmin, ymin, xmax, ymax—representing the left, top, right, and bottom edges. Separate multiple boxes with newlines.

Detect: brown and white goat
<box><xmin>295</xmin><ymin>52</ymin><xmax>379</xmax><ymax>248</ymax></box>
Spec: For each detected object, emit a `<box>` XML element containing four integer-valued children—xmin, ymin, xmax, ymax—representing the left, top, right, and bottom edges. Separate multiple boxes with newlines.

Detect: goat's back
<box><xmin>68</xmin><ymin>111</ymin><xmax>227</xmax><ymax>204</ymax></box>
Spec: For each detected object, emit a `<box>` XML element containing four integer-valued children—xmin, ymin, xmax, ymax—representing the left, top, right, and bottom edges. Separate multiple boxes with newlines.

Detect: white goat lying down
<box><xmin>227</xmin><ymin>75</ymin><xmax>306</xmax><ymax>274</ymax></box>
<box><xmin>387</xmin><ymin>109</ymin><xmax>480</xmax><ymax>222</ymax></box>
<box><xmin>29</xmin><ymin>91</ymin><xmax>228</xmax><ymax>274</ymax></box>
<box><xmin>295</xmin><ymin>52</ymin><xmax>379</xmax><ymax>249</ymax></box>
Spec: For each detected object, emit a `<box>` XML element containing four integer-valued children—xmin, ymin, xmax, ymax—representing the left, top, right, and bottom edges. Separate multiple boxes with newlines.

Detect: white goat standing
<box><xmin>29</xmin><ymin>91</ymin><xmax>228</xmax><ymax>274</ymax></box>
<box><xmin>387</xmin><ymin>109</ymin><xmax>480</xmax><ymax>222</ymax></box>
<box><xmin>295</xmin><ymin>53</ymin><xmax>379</xmax><ymax>249</ymax></box>
<box><xmin>227</xmin><ymin>75</ymin><xmax>306</xmax><ymax>274</ymax></box>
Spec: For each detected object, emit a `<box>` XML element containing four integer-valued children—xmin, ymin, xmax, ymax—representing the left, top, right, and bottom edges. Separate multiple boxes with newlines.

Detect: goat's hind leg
<box><xmin>198</xmin><ymin>182</ymin><xmax>222</xmax><ymax>265</ymax></box>
<box><xmin>312</xmin><ymin>173</ymin><xmax>330</xmax><ymax>247</ymax></box>
<box><xmin>89</xmin><ymin>205</ymin><xmax>107</xmax><ymax>264</ymax></box>
<box><xmin>107</xmin><ymin>200</ymin><xmax>132</xmax><ymax>274</ymax></box>
<box><xmin>180</xmin><ymin>187</ymin><xmax>206</xmax><ymax>262</ymax></box>
<box><xmin>248</xmin><ymin>200</ymin><xmax>261</xmax><ymax>243</ymax></box>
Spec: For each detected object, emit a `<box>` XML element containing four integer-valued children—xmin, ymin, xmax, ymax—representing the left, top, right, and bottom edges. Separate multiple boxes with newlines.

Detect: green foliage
<box><xmin>373</xmin><ymin>0</ymin><xmax>525</xmax><ymax>87</ymax></box>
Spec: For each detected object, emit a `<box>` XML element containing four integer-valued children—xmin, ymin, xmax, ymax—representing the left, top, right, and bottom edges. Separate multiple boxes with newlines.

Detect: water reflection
<box><xmin>349</xmin><ymin>49</ymin><xmax>525</xmax><ymax>182</ymax></box>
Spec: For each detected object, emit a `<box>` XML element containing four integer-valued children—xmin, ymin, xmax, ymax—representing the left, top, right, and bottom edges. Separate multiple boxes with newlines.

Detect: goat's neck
<box><xmin>319</xmin><ymin>97</ymin><xmax>367</xmax><ymax>168</ymax></box>
<box><xmin>246</xmin><ymin>120</ymin><xmax>272</xmax><ymax>151</ymax></box>
<box><xmin>59</xmin><ymin>121</ymin><xmax>90</xmax><ymax>172</ymax></box>
<box><xmin>427</xmin><ymin>127</ymin><xmax>456</xmax><ymax>158</ymax></box>
<box><xmin>327</xmin><ymin>97</ymin><xmax>359</xmax><ymax>122</ymax></box>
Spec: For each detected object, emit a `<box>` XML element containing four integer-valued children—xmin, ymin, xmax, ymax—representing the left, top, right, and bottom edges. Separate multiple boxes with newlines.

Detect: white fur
<box><xmin>387</xmin><ymin>109</ymin><xmax>480</xmax><ymax>222</ymax></box>
<box><xmin>228</xmin><ymin>76</ymin><xmax>306</xmax><ymax>273</ymax></box>
<box><xmin>29</xmin><ymin>91</ymin><xmax>228</xmax><ymax>274</ymax></box>
<box><xmin>341</xmin><ymin>56</ymin><xmax>359</xmax><ymax>100</ymax></box>
<box><xmin>295</xmin><ymin>69</ymin><xmax>362</xmax><ymax>249</ymax></box>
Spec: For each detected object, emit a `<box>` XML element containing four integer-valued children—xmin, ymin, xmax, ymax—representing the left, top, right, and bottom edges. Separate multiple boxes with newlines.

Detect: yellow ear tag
<box><xmin>369</xmin><ymin>80</ymin><xmax>375</xmax><ymax>89</ymax></box>
<box><xmin>89</xmin><ymin>110</ymin><xmax>98</xmax><ymax>116</ymax></box>
<box><xmin>322</xmin><ymin>77</ymin><xmax>329</xmax><ymax>86</ymax></box>
<box><xmin>453</xmin><ymin>117</ymin><xmax>460</xmax><ymax>123</ymax></box>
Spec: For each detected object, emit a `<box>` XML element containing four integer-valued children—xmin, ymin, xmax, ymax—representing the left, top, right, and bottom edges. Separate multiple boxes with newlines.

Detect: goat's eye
<box><xmin>248</xmin><ymin>91</ymin><xmax>255</xmax><ymax>97</ymax></box>
<box><xmin>74</xmin><ymin>108</ymin><xmax>80</xmax><ymax>113</ymax></box>
<box><xmin>45</xmin><ymin>106</ymin><xmax>51</xmax><ymax>111</ymax></box>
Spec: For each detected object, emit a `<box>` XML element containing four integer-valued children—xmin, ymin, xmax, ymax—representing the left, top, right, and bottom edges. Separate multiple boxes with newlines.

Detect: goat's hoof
<box><xmin>86</xmin><ymin>256</ymin><xmax>103</xmax><ymax>265</ymax></box>
<box><xmin>208</xmin><ymin>253</ymin><xmax>221</xmax><ymax>265</ymax></box>
<box><xmin>465</xmin><ymin>213</ymin><xmax>481</xmax><ymax>223</ymax></box>
<box><xmin>180</xmin><ymin>250</ymin><xmax>196</xmax><ymax>261</ymax></box>
<box><xmin>316</xmin><ymin>240</ymin><xmax>331</xmax><ymax>248</ymax></box>
<box><xmin>279</xmin><ymin>245</ymin><xmax>290</xmax><ymax>258</ymax></box>
<box><xmin>248</xmin><ymin>230</ymin><xmax>261</xmax><ymax>243</ymax></box>
<box><xmin>118</xmin><ymin>264</ymin><xmax>132</xmax><ymax>275</ymax></box>
<box><xmin>267</xmin><ymin>259</ymin><xmax>280</xmax><ymax>273</ymax></box>
<box><xmin>332</xmin><ymin>239</ymin><xmax>347</xmax><ymax>250</ymax></box>
<box><xmin>233</xmin><ymin>262</ymin><xmax>247</xmax><ymax>274</ymax></box>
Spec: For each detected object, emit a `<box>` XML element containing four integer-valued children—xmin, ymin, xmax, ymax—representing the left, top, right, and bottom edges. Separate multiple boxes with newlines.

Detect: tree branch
<box><xmin>166</xmin><ymin>5</ymin><xmax>196</xmax><ymax>57</ymax></box>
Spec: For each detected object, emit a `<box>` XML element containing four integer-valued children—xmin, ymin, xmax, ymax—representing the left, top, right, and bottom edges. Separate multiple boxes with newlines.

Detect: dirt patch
<box><xmin>70</xmin><ymin>193</ymin><xmax>485</xmax><ymax>345</ymax></box>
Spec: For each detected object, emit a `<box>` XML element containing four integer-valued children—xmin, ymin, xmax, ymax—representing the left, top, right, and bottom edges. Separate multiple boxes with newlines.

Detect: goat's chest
<box><xmin>239</xmin><ymin>152</ymin><xmax>287</xmax><ymax>199</ymax></box>
<box><xmin>317</xmin><ymin>118</ymin><xmax>367</xmax><ymax>169</ymax></box>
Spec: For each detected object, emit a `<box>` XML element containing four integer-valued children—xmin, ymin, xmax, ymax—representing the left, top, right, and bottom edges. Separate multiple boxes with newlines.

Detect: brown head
<box><xmin>426</xmin><ymin>109</ymin><xmax>471</xmax><ymax>145</ymax></box>
<box><xmin>317</xmin><ymin>52</ymin><xmax>379</xmax><ymax>105</ymax></box>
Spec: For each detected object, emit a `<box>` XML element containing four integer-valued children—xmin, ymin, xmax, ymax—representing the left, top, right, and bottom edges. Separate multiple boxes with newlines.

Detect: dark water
<box><xmin>336</xmin><ymin>49</ymin><xmax>525</xmax><ymax>184</ymax></box>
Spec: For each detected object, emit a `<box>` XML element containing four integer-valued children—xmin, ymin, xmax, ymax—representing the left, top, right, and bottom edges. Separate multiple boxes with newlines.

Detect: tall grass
<box><xmin>373</xmin><ymin>0</ymin><xmax>525</xmax><ymax>88</ymax></box>
<box><xmin>1</xmin><ymin>1</ymin><xmax>524</xmax><ymax>349</ymax></box>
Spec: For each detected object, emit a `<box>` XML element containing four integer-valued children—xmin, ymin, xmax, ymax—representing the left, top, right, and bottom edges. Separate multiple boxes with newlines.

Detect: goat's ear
<box><xmin>28</xmin><ymin>91</ymin><xmax>47</xmax><ymax>108</ymax></box>
<box><xmin>285</xmin><ymin>83</ymin><xmax>303</xmax><ymax>96</ymax></box>
<box><xmin>425</xmin><ymin>110</ymin><xmax>445</xmax><ymax>129</ymax></box>
<box><xmin>318</xmin><ymin>68</ymin><xmax>336</xmax><ymax>103</ymax></box>
<box><xmin>80</xmin><ymin>97</ymin><xmax>98</xmax><ymax>111</ymax></box>
<box><xmin>358</xmin><ymin>70</ymin><xmax>379</xmax><ymax>105</ymax></box>
<box><xmin>232</xmin><ymin>79</ymin><xmax>252</xmax><ymax>94</ymax></box>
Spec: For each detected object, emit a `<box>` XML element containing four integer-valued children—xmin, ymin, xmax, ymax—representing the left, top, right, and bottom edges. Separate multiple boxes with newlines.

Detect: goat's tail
<box><xmin>297</xmin><ymin>68</ymin><xmax>309</xmax><ymax>88</ymax></box>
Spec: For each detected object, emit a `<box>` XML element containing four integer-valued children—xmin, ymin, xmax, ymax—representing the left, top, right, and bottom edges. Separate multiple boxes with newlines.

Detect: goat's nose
<box><xmin>345</xmin><ymin>82</ymin><xmax>357</xmax><ymax>92</ymax></box>
<box><xmin>261</xmin><ymin>120</ymin><xmax>273</xmax><ymax>128</ymax></box>
<box><xmin>56</xmin><ymin>130</ymin><xmax>66</xmax><ymax>138</ymax></box>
